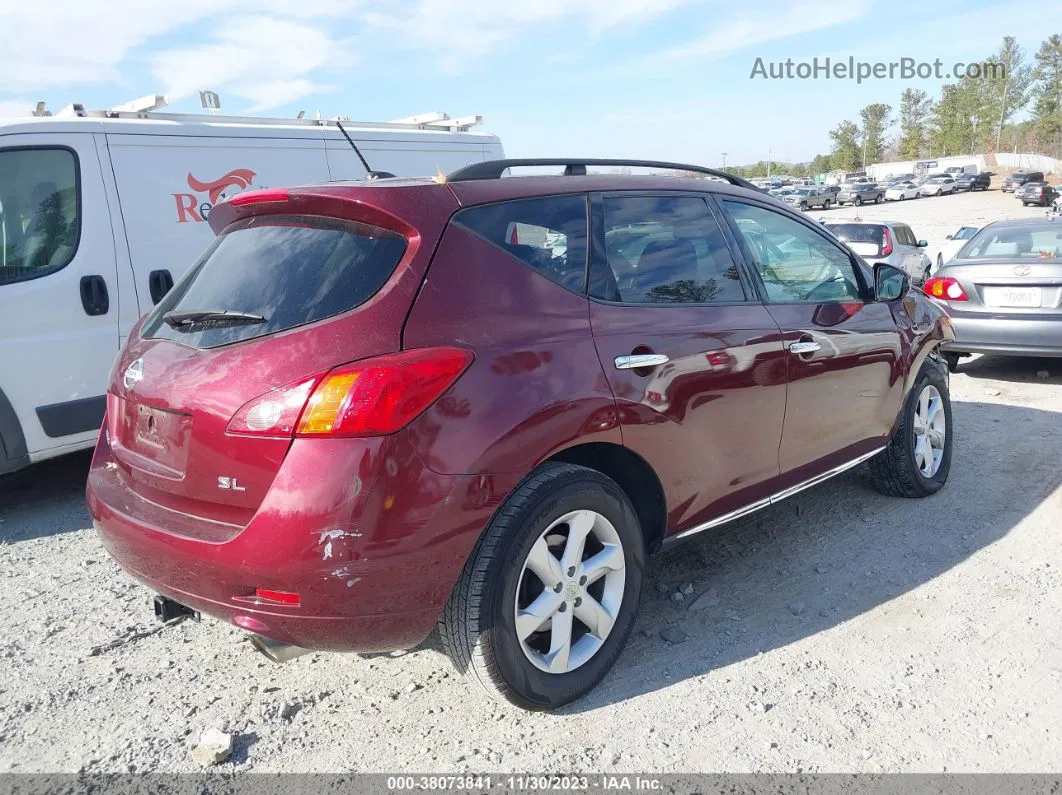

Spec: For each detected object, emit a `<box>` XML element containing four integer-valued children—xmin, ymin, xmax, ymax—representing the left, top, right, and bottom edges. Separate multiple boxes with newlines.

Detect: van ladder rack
<box><xmin>445</xmin><ymin>158</ymin><xmax>757</xmax><ymax>189</ymax></box>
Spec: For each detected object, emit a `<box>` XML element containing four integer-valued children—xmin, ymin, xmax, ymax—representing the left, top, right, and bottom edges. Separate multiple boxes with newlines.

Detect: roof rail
<box><xmin>445</xmin><ymin>158</ymin><xmax>758</xmax><ymax>190</ymax></box>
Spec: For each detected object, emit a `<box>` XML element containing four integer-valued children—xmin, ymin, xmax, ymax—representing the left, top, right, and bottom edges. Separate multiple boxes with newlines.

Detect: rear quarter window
<box><xmin>452</xmin><ymin>195</ymin><xmax>588</xmax><ymax>294</ymax></box>
<box><xmin>142</xmin><ymin>215</ymin><xmax>406</xmax><ymax>349</ymax></box>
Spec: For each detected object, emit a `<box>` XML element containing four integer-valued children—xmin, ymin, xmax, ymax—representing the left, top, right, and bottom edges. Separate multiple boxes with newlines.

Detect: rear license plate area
<box><xmin>983</xmin><ymin>286</ymin><xmax>1043</xmax><ymax>308</ymax></box>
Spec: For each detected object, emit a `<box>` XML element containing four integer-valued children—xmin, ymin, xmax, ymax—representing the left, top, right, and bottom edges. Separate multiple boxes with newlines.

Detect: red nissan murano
<box><xmin>88</xmin><ymin>159</ymin><xmax>956</xmax><ymax>709</ymax></box>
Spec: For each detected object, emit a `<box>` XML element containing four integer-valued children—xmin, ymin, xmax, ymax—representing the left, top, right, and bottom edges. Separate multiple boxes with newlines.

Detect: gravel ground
<box><xmin>2</xmin><ymin>190</ymin><xmax>1060</xmax><ymax>774</ymax></box>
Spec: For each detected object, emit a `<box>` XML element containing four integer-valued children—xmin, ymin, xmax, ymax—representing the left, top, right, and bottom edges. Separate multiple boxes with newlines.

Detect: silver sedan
<box><xmin>925</xmin><ymin>218</ymin><xmax>1062</xmax><ymax>370</ymax></box>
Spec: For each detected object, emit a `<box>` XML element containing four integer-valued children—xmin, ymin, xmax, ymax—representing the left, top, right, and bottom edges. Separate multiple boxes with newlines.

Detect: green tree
<box><xmin>984</xmin><ymin>36</ymin><xmax>1033</xmax><ymax>150</ymax></box>
<box><xmin>898</xmin><ymin>89</ymin><xmax>933</xmax><ymax>160</ymax></box>
<box><xmin>1030</xmin><ymin>34</ymin><xmax>1062</xmax><ymax>154</ymax></box>
<box><xmin>829</xmin><ymin>121</ymin><xmax>861</xmax><ymax>172</ymax></box>
<box><xmin>859</xmin><ymin>103</ymin><xmax>893</xmax><ymax>165</ymax></box>
<box><xmin>809</xmin><ymin>153</ymin><xmax>831</xmax><ymax>176</ymax></box>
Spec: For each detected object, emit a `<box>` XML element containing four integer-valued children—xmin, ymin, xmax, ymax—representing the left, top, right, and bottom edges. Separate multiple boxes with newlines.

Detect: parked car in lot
<box><xmin>919</xmin><ymin>176</ymin><xmax>957</xmax><ymax>197</ymax></box>
<box><xmin>1016</xmin><ymin>182</ymin><xmax>1058</xmax><ymax>207</ymax></box>
<box><xmin>954</xmin><ymin>172</ymin><xmax>991</xmax><ymax>192</ymax></box>
<box><xmin>925</xmin><ymin>217</ymin><xmax>1062</xmax><ymax>370</ymax></box>
<box><xmin>87</xmin><ymin>157</ymin><xmax>956</xmax><ymax>710</ymax></box>
<box><xmin>885</xmin><ymin>181</ymin><xmax>921</xmax><ymax>201</ymax></box>
<box><xmin>836</xmin><ymin>182</ymin><xmax>884</xmax><ymax>206</ymax></box>
<box><xmin>782</xmin><ymin>186</ymin><xmax>833</xmax><ymax>210</ymax></box>
<box><xmin>1002</xmin><ymin>171</ymin><xmax>1044</xmax><ymax>192</ymax></box>
<box><xmin>824</xmin><ymin>220</ymin><xmax>932</xmax><ymax>283</ymax></box>
<box><xmin>928</xmin><ymin>225</ymin><xmax>980</xmax><ymax>273</ymax></box>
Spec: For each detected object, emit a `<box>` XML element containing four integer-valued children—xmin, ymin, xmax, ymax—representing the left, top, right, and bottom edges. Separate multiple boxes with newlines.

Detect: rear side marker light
<box><xmin>228</xmin><ymin>188</ymin><xmax>290</xmax><ymax>206</ymax></box>
<box><xmin>255</xmin><ymin>588</ymin><xmax>301</xmax><ymax>606</ymax></box>
<box><xmin>923</xmin><ymin>277</ymin><xmax>968</xmax><ymax>301</ymax></box>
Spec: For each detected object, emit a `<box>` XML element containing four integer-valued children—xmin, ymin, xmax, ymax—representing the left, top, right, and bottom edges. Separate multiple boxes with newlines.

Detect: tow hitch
<box><xmin>153</xmin><ymin>595</ymin><xmax>200</xmax><ymax>623</ymax></box>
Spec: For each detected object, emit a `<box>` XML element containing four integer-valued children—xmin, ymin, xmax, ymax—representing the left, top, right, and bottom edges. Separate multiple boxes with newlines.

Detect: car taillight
<box><xmin>227</xmin><ymin>377</ymin><xmax>318</xmax><ymax>437</ymax></box>
<box><xmin>923</xmin><ymin>277</ymin><xmax>968</xmax><ymax>301</ymax></box>
<box><xmin>227</xmin><ymin>348</ymin><xmax>472</xmax><ymax>439</ymax></box>
<box><xmin>881</xmin><ymin>227</ymin><xmax>893</xmax><ymax>257</ymax></box>
<box><xmin>228</xmin><ymin>188</ymin><xmax>289</xmax><ymax>206</ymax></box>
<box><xmin>299</xmin><ymin>347</ymin><xmax>472</xmax><ymax>437</ymax></box>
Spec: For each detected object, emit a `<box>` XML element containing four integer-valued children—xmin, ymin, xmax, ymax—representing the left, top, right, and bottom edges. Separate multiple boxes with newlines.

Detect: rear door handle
<box><xmin>788</xmin><ymin>341</ymin><xmax>821</xmax><ymax>354</ymax></box>
<box><xmin>615</xmin><ymin>354</ymin><xmax>669</xmax><ymax>370</ymax></box>
<box><xmin>148</xmin><ymin>269</ymin><xmax>174</xmax><ymax>304</ymax></box>
<box><xmin>79</xmin><ymin>275</ymin><xmax>110</xmax><ymax>316</ymax></box>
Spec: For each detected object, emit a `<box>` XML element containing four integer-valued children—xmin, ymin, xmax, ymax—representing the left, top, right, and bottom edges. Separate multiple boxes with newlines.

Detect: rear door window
<box><xmin>142</xmin><ymin>215</ymin><xmax>406</xmax><ymax>349</ymax></box>
<box><xmin>453</xmin><ymin>195</ymin><xmax>588</xmax><ymax>294</ymax></box>
<box><xmin>0</xmin><ymin>147</ymin><xmax>80</xmax><ymax>285</ymax></box>
<box><xmin>596</xmin><ymin>195</ymin><xmax>746</xmax><ymax>304</ymax></box>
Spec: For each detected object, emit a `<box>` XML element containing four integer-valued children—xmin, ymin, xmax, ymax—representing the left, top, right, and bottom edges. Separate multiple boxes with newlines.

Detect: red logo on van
<box><xmin>174</xmin><ymin>168</ymin><xmax>258</xmax><ymax>223</ymax></box>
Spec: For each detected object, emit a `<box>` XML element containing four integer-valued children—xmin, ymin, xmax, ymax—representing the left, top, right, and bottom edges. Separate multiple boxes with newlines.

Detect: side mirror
<box><xmin>944</xmin><ymin>235</ymin><xmax>953</xmax><ymax>240</ymax></box>
<box><xmin>917</xmin><ymin>239</ymin><xmax>928</xmax><ymax>247</ymax></box>
<box><xmin>874</xmin><ymin>262</ymin><xmax>909</xmax><ymax>301</ymax></box>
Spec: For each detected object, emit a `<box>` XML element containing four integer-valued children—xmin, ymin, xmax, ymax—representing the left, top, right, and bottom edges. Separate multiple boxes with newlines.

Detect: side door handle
<box><xmin>788</xmin><ymin>341</ymin><xmax>821</xmax><ymax>355</ymax></box>
<box><xmin>148</xmin><ymin>269</ymin><xmax>174</xmax><ymax>304</ymax></box>
<box><xmin>615</xmin><ymin>354</ymin><xmax>670</xmax><ymax>370</ymax></box>
<box><xmin>79</xmin><ymin>275</ymin><xmax>110</xmax><ymax>316</ymax></box>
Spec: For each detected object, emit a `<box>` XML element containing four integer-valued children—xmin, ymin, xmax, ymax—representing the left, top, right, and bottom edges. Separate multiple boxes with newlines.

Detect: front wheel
<box><xmin>823</xmin><ymin>199</ymin><xmax>831</xmax><ymax>210</ymax></box>
<box><xmin>441</xmin><ymin>463</ymin><xmax>644</xmax><ymax>710</ymax></box>
<box><xmin>854</xmin><ymin>196</ymin><xmax>863</xmax><ymax>206</ymax></box>
<box><xmin>869</xmin><ymin>364</ymin><xmax>953</xmax><ymax>498</ymax></box>
<box><xmin>875</xmin><ymin>194</ymin><xmax>883</xmax><ymax>204</ymax></box>
<box><xmin>799</xmin><ymin>201</ymin><xmax>808</xmax><ymax>210</ymax></box>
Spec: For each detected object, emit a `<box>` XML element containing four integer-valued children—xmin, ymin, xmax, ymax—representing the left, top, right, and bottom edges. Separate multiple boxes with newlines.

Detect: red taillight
<box><xmin>255</xmin><ymin>588</ymin><xmax>300</xmax><ymax>606</ymax></box>
<box><xmin>880</xmin><ymin>227</ymin><xmax>893</xmax><ymax>257</ymax></box>
<box><xmin>297</xmin><ymin>347</ymin><xmax>472</xmax><ymax>437</ymax></box>
<box><xmin>228</xmin><ymin>188</ymin><xmax>289</xmax><ymax>206</ymax></box>
<box><xmin>227</xmin><ymin>377</ymin><xmax>318</xmax><ymax>438</ymax></box>
<box><xmin>923</xmin><ymin>276</ymin><xmax>968</xmax><ymax>301</ymax></box>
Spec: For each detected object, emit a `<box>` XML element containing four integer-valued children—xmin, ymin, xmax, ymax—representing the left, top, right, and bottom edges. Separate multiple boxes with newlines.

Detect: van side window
<box><xmin>453</xmin><ymin>195</ymin><xmax>588</xmax><ymax>294</ymax></box>
<box><xmin>597</xmin><ymin>195</ymin><xmax>746</xmax><ymax>304</ymax></box>
<box><xmin>0</xmin><ymin>148</ymin><xmax>80</xmax><ymax>285</ymax></box>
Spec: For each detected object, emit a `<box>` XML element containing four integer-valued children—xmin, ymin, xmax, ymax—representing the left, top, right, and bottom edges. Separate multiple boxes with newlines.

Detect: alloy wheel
<box><xmin>514</xmin><ymin>510</ymin><xmax>626</xmax><ymax>674</ymax></box>
<box><xmin>913</xmin><ymin>384</ymin><xmax>946</xmax><ymax>478</ymax></box>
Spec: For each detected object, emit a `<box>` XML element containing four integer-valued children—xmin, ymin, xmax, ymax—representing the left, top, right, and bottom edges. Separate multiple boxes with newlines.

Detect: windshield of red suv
<box><xmin>142</xmin><ymin>215</ymin><xmax>407</xmax><ymax>349</ymax></box>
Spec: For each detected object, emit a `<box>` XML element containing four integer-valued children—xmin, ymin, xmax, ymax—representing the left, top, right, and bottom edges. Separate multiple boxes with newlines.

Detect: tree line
<box><xmin>725</xmin><ymin>34</ymin><xmax>1062</xmax><ymax>178</ymax></box>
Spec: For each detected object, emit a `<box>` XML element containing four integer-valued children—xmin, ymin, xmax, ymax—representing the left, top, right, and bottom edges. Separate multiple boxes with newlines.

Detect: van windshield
<box><xmin>142</xmin><ymin>215</ymin><xmax>407</xmax><ymax>349</ymax></box>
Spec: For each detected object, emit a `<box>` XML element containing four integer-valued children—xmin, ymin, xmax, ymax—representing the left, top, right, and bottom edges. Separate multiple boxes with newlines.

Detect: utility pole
<box><xmin>721</xmin><ymin>152</ymin><xmax>727</xmax><ymax>169</ymax></box>
<box><xmin>995</xmin><ymin>79</ymin><xmax>1009</xmax><ymax>153</ymax></box>
<box><xmin>767</xmin><ymin>148</ymin><xmax>772</xmax><ymax>179</ymax></box>
<box><xmin>862</xmin><ymin>134</ymin><xmax>868</xmax><ymax>169</ymax></box>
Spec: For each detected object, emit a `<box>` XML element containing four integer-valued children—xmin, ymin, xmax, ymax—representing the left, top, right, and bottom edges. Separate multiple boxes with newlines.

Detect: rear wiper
<box><xmin>162</xmin><ymin>309</ymin><xmax>267</xmax><ymax>331</ymax></box>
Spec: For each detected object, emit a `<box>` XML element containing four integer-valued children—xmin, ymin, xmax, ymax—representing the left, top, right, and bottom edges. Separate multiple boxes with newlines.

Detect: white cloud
<box><xmin>652</xmin><ymin>0</ymin><xmax>874</xmax><ymax>61</ymax></box>
<box><xmin>0</xmin><ymin>98</ymin><xmax>36</xmax><ymax>117</ymax></box>
<box><xmin>362</xmin><ymin>0</ymin><xmax>693</xmax><ymax>64</ymax></box>
<box><xmin>149</xmin><ymin>17</ymin><xmax>352</xmax><ymax>111</ymax></box>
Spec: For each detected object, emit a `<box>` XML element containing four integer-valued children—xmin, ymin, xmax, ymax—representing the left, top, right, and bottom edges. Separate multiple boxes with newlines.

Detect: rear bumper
<box><xmin>88</xmin><ymin>430</ymin><xmax>516</xmax><ymax>652</ymax></box>
<box><xmin>940</xmin><ymin>310</ymin><xmax>1062</xmax><ymax>358</ymax></box>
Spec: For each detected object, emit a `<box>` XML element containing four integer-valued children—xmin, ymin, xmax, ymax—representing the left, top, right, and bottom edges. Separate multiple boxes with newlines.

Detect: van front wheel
<box><xmin>440</xmin><ymin>463</ymin><xmax>644</xmax><ymax>710</ymax></box>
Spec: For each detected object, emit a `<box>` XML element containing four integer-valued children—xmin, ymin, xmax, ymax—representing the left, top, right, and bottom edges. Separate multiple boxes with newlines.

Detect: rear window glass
<box><xmin>824</xmin><ymin>223</ymin><xmax>884</xmax><ymax>249</ymax></box>
<box><xmin>453</xmin><ymin>195</ymin><xmax>588</xmax><ymax>294</ymax></box>
<box><xmin>143</xmin><ymin>215</ymin><xmax>406</xmax><ymax>349</ymax></box>
<box><xmin>957</xmin><ymin>224</ymin><xmax>1062</xmax><ymax>263</ymax></box>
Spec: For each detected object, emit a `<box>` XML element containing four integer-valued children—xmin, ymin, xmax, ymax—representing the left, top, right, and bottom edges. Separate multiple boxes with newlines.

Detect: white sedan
<box><xmin>885</xmin><ymin>181</ymin><xmax>920</xmax><ymax>201</ymax></box>
<box><xmin>926</xmin><ymin>225</ymin><xmax>980</xmax><ymax>274</ymax></box>
<box><xmin>919</xmin><ymin>176</ymin><xmax>957</xmax><ymax>196</ymax></box>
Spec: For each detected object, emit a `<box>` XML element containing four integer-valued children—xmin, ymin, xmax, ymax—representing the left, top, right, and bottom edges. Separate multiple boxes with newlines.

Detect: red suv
<box><xmin>88</xmin><ymin>159</ymin><xmax>956</xmax><ymax>709</ymax></box>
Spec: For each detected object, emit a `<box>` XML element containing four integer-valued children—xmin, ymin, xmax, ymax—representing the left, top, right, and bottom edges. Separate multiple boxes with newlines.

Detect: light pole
<box><xmin>721</xmin><ymin>152</ymin><xmax>727</xmax><ymax>169</ymax></box>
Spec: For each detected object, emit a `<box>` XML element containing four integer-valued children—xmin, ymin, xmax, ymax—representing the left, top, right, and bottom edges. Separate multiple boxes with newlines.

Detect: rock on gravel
<box><xmin>190</xmin><ymin>728</ymin><xmax>233</xmax><ymax>766</ymax></box>
<box><xmin>659</xmin><ymin>627</ymin><xmax>688</xmax><ymax>644</ymax></box>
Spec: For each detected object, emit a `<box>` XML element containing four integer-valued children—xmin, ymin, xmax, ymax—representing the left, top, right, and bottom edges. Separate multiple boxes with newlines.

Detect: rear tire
<box><xmin>869</xmin><ymin>363</ymin><xmax>953</xmax><ymax>498</ymax></box>
<box><xmin>440</xmin><ymin>463</ymin><xmax>644</xmax><ymax>710</ymax></box>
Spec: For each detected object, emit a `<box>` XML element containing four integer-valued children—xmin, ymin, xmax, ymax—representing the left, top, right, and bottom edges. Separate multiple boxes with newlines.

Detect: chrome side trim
<box><xmin>667</xmin><ymin>445</ymin><xmax>886</xmax><ymax>544</ymax></box>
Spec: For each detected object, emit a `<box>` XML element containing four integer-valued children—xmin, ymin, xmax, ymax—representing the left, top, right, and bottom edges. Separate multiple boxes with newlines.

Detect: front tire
<box><xmin>440</xmin><ymin>463</ymin><xmax>644</xmax><ymax>710</ymax></box>
<box><xmin>823</xmin><ymin>199</ymin><xmax>831</xmax><ymax>210</ymax></box>
<box><xmin>854</xmin><ymin>196</ymin><xmax>863</xmax><ymax>206</ymax></box>
<box><xmin>875</xmin><ymin>194</ymin><xmax>883</xmax><ymax>204</ymax></box>
<box><xmin>869</xmin><ymin>364</ymin><xmax>953</xmax><ymax>498</ymax></box>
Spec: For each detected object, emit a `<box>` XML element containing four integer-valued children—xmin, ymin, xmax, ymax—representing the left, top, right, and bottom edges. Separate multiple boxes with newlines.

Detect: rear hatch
<box><xmin>105</xmin><ymin>184</ymin><xmax>458</xmax><ymax>534</ymax></box>
<box><xmin>824</xmin><ymin>223</ymin><xmax>885</xmax><ymax>257</ymax></box>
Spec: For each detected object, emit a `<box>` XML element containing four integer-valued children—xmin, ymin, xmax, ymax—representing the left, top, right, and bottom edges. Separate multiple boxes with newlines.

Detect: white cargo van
<box><xmin>0</xmin><ymin>103</ymin><xmax>504</xmax><ymax>474</ymax></box>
